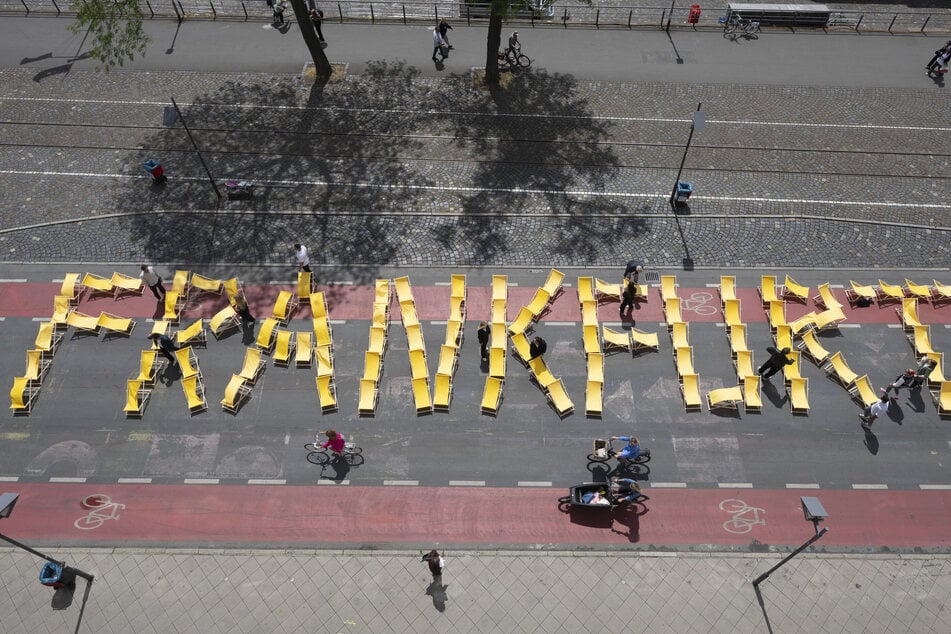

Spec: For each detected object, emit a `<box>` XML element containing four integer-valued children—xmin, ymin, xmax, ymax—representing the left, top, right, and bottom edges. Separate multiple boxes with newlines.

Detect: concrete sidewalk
<box><xmin>2</xmin><ymin>548</ymin><xmax>948</xmax><ymax>633</ymax></box>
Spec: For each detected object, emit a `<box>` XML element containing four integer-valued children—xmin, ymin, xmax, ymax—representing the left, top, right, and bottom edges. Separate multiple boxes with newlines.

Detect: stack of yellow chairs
<box><xmin>359</xmin><ymin>280</ymin><xmax>390</xmax><ymax>416</ymax></box>
<box><xmin>395</xmin><ymin>276</ymin><xmax>431</xmax><ymax>415</ymax></box>
<box><xmin>435</xmin><ymin>275</ymin><xmax>466</xmax><ymax>412</ymax></box>
<box><xmin>482</xmin><ymin>275</ymin><xmax>508</xmax><ymax>415</ymax></box>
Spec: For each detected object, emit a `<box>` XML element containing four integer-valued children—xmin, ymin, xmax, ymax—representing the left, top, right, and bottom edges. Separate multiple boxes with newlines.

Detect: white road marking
<box><xmin>383</xmin><ymin>480</ymin><xmax>419</xmax><ymax>486</ymax></box>
<box><xmin>649</xmin><ymin>482</ymin><xmax>687</xmax><ymax>488</ymax></box>
<box><xmin>248</xmin><ymin>479</ymin><xmax>287</xmax><ymax>485</ymax></box>
<box><xmin>0</xmin><ymin>279</ymin><xmax>28</xmax><ymax>282</ymax></box>
<box><xmin>318</xmin><ymin>479</ymin><xmax>350</xmax><ymax>485</ymax></box>
<box><xmin>184</xmin><ymin>478</ymin><xmax>219</xmax><ymax>484</ymax></box>
<box><xmin>839</xmin><ymin>324</ymin><xmax>862</xmax><ymax>328</ymax></box>
<box><xmin>50</xmin><ymin>477</ymin><xmax>86</xmax><ymax>483</ymax></box>
<box><xmin>785</xmin><ymin>483</ymin><xmax>821</xmax><ymax>489</ymax></box>
<box><xmin>718</xmin><ymin>483</ymin><xmax>753</xmax><ymax>488</ymax></box>
<box><xmin>517</xmin><ymin>481</ymin><xmax>553</xmax><ymax>487</ymax></box>
<box><xmin>117</xmin><ymin>478</ymin><xmax>152</xmax><ymax>484</ymax></box>
<box><xmin>852</xmin><ymin>484</ymin><xmax>888</xmax><ymax>490</ymax></box>
<box><xmin>449</xmin><ymin>480</ymin><xmax>485</xmax><ymax>486</ymax></box>
<box><xmin>0</xmin><ymin>476</ymin><xmax>20</xmax><ymax>482</ymax></box>
<box><xmin>545</xmin><ymin>321</ymin><xmax>576</xmax><ymax>326</ymax></box>
<box><xmin>919</xmin><ymin>484</ymin><xmax>951</xmax><ymax>490</ymax></box>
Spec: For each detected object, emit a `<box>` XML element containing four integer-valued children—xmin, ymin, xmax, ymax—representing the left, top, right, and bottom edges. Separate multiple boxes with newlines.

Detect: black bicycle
<box><xmin>304</xmin><ymin>436</ymin><xmax>364</xmax><ymax>467</ymax></box>
<box><xmin>498</xmin><ymin>47</ymin><xmax>532</xmax><ymax>70</ymax></box>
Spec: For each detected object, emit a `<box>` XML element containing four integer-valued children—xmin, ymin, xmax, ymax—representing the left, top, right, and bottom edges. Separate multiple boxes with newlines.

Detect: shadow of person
<box><xmin>323</xmin><ymin>456</ymin><xmax>351</xmax><ymax>483</ymax></box>
<box><xmin>762</xmin><ymin>379</ymin><xmax>788</xmax><ymax>408</ymax></box>
<box><xmin>863</xmin><ymin>427</ymin><xmax>879</xmax><ymax>455</ymax></box>
<box><xmin>426</xmin><ymin>578</ymin><xmax>448</xmax><ymax>612</ymax></box>
<box><xmin>241</xmin><ymin>321</ymin><xmax>256</xmax><ymax>345</ymax></box>
<box><xmin>610</xmin><ymin>501</ymin><xmax>648</xmax><ymax>543</ymax></box>
<box><xmin>887</xmin><ymin>401</ymin><xmax>905</xmax><ymax>426</ymax></box>
<box><xmin>586</xmin><ymin>462</ymin><xmax>611</xmax><ymax>481</ymax></box>
<box><xmin>159</xmin><ymin>360</ymin><xmax>182</xmax><ymax>386</ymax></box>
<box><xmin>907</xmin><ymin>389</ymin><xmax>926</xmax><ymax>413</ymax></box>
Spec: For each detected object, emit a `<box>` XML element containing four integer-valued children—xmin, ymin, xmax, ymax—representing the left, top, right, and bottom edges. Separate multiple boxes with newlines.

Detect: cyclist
<box><xmin>609</xmin><ymin>435</ymin><xmax>641</xmax><ymax>466</ymax></box>
<box><xmin>508</xmin><ymin>31</ymin><xmax>521</xmax><ymax>55</ymax></box>
<box><xmin>320</xmin><ymin>429</ymin><xmax>346</xmax><ymax>456</ymax></box>
<box><xmin>612</xmin><ymin>478</ymin><xmax>644</xmax><ymax>505</ymax></box>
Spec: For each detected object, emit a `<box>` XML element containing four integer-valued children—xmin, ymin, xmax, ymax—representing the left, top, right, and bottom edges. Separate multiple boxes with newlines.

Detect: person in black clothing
<box><xmin>757</xmin><ymin>346</ymin><xmax>793</xmax><ymax>380</ymax></box>
<box><xmin>529</xmin><ymin>336</ymin><xmax>547</xmax><ymax>359</ymax></box>
<box><xmin>477</xmin><ymin>321</ymin><xmax>490</xmax><ymax>361</ymax></box>
<box><xmin>149</xmin><ymin>333</ymin><xmax>179</xmax><ymax>366</ymax></box>
<box><xmin>233</xmin><ymin>295</ymin><xmax>255</xmax><ymax>323</ymax></box>
<box><xmin>623</xmin><ymin>260</ymin><xmax>643</xmax><ymax>283</ymax></box>
<box><xmin>619</xmin><ymin>279</ymin><xmax>638</xmax><ymax>317</ymax></box>
<box><xmin>438</xmin><ymin>19</ymin><xmax>453</xmax><ymax>49</ymax></box>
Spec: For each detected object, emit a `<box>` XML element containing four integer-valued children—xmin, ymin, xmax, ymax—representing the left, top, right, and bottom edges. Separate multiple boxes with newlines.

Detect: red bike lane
<box><xmin>4</xmin><ymin>484</ymin><xmax>950</xmax><ymax>549</ymax></box>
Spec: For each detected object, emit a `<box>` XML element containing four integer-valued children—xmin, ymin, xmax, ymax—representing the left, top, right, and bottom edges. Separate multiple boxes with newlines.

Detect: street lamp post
<box><xmin>669</xmin><ymin>102</ymin><xmax>704</xmax><ymax>207</ymax></box>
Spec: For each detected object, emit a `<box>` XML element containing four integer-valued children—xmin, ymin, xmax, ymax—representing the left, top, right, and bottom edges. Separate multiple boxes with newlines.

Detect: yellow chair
<box><xmin>172</xmin><ymin>270</ymin><xmax>191</xmax><ymax>296</ymax></box>
<box><xmin>511</xmin><ymin>331</ymin><xmax>532</xmax><ymax>366</ymax></box>
<box><xmin>433</xmin><ymin>373</ymin><xmax>453</xmax><ymax>412</ymax></box>
<box><xmin>220</xmin><ymin>374</ymin><xmax>251</xmax><ymax>414</ymax></box>
<box><xmin>876</xmin><ymin>280</ymin><xmax>905</xmax><ymax>305</ymax></box>
<box><xmin>444</xmin><ymin>319</ymin><xmax>462</xmax><ymax>347</ymax></box>
<box><xmin>176</xmin><ymin>319</ymin><xmax>206</xmax><ymax>348</ymax></box>
<box><xmin>238</xmin><ymin>347</ymin><xmax>266</xmax><ymax>384</ymax></box>
<box><xmin>297</xmin><ymin>271</ymin><xmax>313</xmax><ymax>301</ymax></box>
<box><xmin>743</xmin><ymin>375</ymin><xmax>762</xmax><ymax>413</ymax></box>
<box><xmin>394</xmin><ymin>276</ymin><xmax>414</xmax><ymax>304</ymax></box>
<box><xmin>931</xmin><ymin>381</ymin><xmax>951</xmax><ymax>418</ymax></box>
<box><xmin>735</xmin><ymin>350</ymin><xmax>754</xmax><ymax>381</ymax></box>
<box><xmin>406</xmin><ymin>323</ymin><xmax>425</xmax><ymax>351</ymax></box>
<box><xmin>134</xmin><ymin>349</ymin><xmax>159</xmax><ymax>386</ymax></box>
<box><xmin>151</xmin><ymin>320</ymin><xmax>170</xmax><ymax>346</ymax></box>
<box><xmin>823</xmin><ymin>351</ymin><xmax>858</xmax><ymax>388</ymax></box>
<box><xmin>776</xmin><ymin>324</ymin><xmax>793</xmax><ymax>352</ymax></box>
<box><xmin>10</xmin><ymin>376</ymin><xmax>39</xmax><ymax>415</ymax></box>
<box><xmin>97</xmin><ymin>312</ymin><xmax>135</xmax><ymax>336</ymax></box>
<box><xmin>541</xmin><ymin>268</ymin><xmax>565</xmax><ymax>300</ymax></box>
<box><xmin>585</xmin><ymin>380</ymin><xmax>603</xmax><ymax>418</ymax></box>
<box><xmin>783</xmin><ymin>351</ymin><xmax>802</xmax><ymax>386</ymax></box>
<box><xmin>363</xmin><ymin>351</ymin><xmax>382</xmax><ymax>382</ymax></box>
<box><xmin>675</xmin><ymin>346</ymin><xmax>695</xmax><ymax>378</ymax></box>
<box><xmin>410</xmin><ymin>348</ymin><xmax>429</xmax><ymax>380</ymax></box>
<box><xmin>813</xmin><ymin>307</ymin><xmax>846</xmax><ymax>332</ymax></box>
<box><xmin>897</xmin><ymin>298</ymin><xmax>922</xmax><ymax>331</ymax></box>
<box><xmin>315</xmin><ymin>345</ymin><xmax>333</xmax><ymax>379</ymax></box>
<box><xmin>210</xmin><ymin>306</ymin><xmax>239</xmax><ymax>340</ymax></box>
<box><xmin>925</xmin><ymin>352</ymin><xmax>946</xmax><ymax>386</ymax></box>
<box><xmin>190</xmin><ymin>273</ymin><xmax>223</xmax><ymax>298</ymax></box>
<box><xmin>601</xmin><ymin>326</ymin><xmax>630</xmax><ymax>354</ymax></box>
<box><xmin>723</xmin><ymin>298</ymin><xmax>742</xmax><ymax>332</ymax></box>
<box><xmin>51</xmin><ymin>295</ymin><xmax>71</xmax><ymax>329</ymax></box>
<box><xmin>671</xmin><ymin>321</ymin><xmax>689</xmax><ymax>350</ymax></box>
<box><xmin>401</xmin><ymin>301</ymin><xmax>420</xmax><ymax>329</ymax></box>
<box><xmin>255</xmin><ymin>318</ymin><xmax>279</xmax><ymax>352</ymax></box>
<box><xmin>66</xmin><ymin>311</ymin><xmax>101</xmax><ymax>335</ymax></box>
<box><xmin>760</xmin><ymin>275</ymin><xmax>779</xmax><ymax>307</ymax></box>
<box><xmin>316</xmin><ymin>375</ymin><xmax>337</xmax><ymax>413</ymax></box>
<box><xmin>813</xmin><ymin>283</ymin><xmax>843</xmax><ymax>310</ymax></box>
<box><xmin>181</xmin><ymin>375</ymin><xmax>207</xmax><ymax>415</ymax></box>
<box><xmin>175</xmin><ymin>347</ymin><xmax>202</xmax><ymax>380</ymax></box>
<box><xmin>630</xmin><ymin>329</ymin><xmax>659</xmax><ymax>354</ymax></box>
<box><xmin>707</xmin><ymin>386</ymin><xmax>743</xmax><ymax>410</ymax></box>
<box><xmin>491</xmin><ymin>298</ymin><xmax>506</xmax><ymax>325</ymax></box>
<box><xmin>490</xmin><ymin>323</ymin><xmax>507</xmax><ymax>350</ymax></box>
<box><xmin>310</xmin><ymin>291</ymin><xmax>328</xmax><ymax>320</ymax></box>
<box><xmin>413</xmin><ymin>377</ymin><xmax>432</xmax><ymax>415</ymax></box>
<box><xmin>767</xmin><ymin>300</ymin><xmax>786</xmax><ymax>333</ymax></box>
<box><xmin>34</xmin><ymin>322</ymin><xmax>62</xmax><ymax>357</ymax></box>
<box><xmin>660</xmin><ymin>275</ymin><xmax>678</xmax><ymax>302</ymax></box>
<box><xmin>789</xmin><ymin>377</ymin><xmax>809</xmax><ymax>414</ymax></box>
<box><xmin>525</xmin><ymin>289</ymin><xmax>550</xmax><ymax>318</ymax></box>
<box><xmin>681</xmin><ymin>374</ymin><xmax>702</xmax><ymax>412</ymax></box>
<box><xmin>111</xmin><ymin>272</ymin><xmax>143</xmax><ymax>298</ymax></box>
<box><xmin>720</xmin><ymin>275</ymin><xmax>736</xmax><ymax>306</ymax></box>
<box><xmin>368</xmin><ymin>325</ymin><xmax>387</xmax><ymax>355</ymax></box>
<box><xmin>909</xmin><ymin>325</ymin><xmax>935</xmax><ymax>356</ymax></box>
<box><xmin>488</xmin><ymin>347</ymin><xmax>506</xmax><ymax>379</ymax></box>
<box><xmin>903</xmin><ymin>279</ymin><xmax>933</xmax><ymax>302</ymax></box>
<box><xmin>577</xmin><ymin>277</ymin><xmax>595</xmax><ymax>306</ymax></box>
<box><xmin>272</xmin><ymin>330</ymin><xmax>295</xmax><ymax>367</ymax></box>
<box><xmin>491</xmin><ymin>275</ymin><xmax>507</xmax><ymax>302</ymax></box>
<box><xmin>223</xmin><ymin>277</ymin><xmax>241</xmax><ymax>302</ymax></box>
<box><xmin>358</xmin><ymin>378</ymin><xmax>378</xmax><ymax>416</ymax></box>
<box><xmin>437</xmin><ymin>345</ymin><xmax>457</xmax><ymax>377</ymax></box>
<box><xmin>508</xmin><ymin>306</ymin><xmax>534</xmax><ymax>336</ymax></box>
<box><xmin>481</xmin><ymin>377</ymin><xmax>504</xmax><ymax>415</ymax></box>
<box><xmin>588</xmin><ymin>352</ymin><xmax>604</xmax><ymax>384</ymax></box>
<box><xmin>798</xmin><ymin>329</ymin><xmax>830</xmax><ymax>365</ymax></box>
<box><xmin>59</xmin><ymin>273</ymin><xmax>83</xmax><ymax>306</ymax></box>
<box><xmin>528</xmin><ymin>357</ymin><xmax>558</xmax><ymax>390</ymax></box>
<box><xmin>374</xmin><ymin>279</ymin><xmax>391</xmax><ymax>307</ymax></box>
<box><xmin>594</xmin><ymin>278</ymin><xmax>621</xmax><ymax>302</ymax></box>
<box><xmin>123</xmin><ymin>379</ymin><xmax>150</xmax><ymax>418</ymax></box>
<box><xmin>81</xmin><ymin>272</ymin><xmax>114</xmax><ymax>298</ymax></box>
<box><xmin>729</xmin><ymin>323</ymin><xmax>748</xmax><ymax>359</ymax></box>
<box><xmin>788</xmin><ymin>312</ymin><xmax>817</xmax><ymax>336</ymax></box>
<box><xmin>163</xmin><ymin>291</ymin><xmax>182</xmax><ymax>323</ymax></box>
<box><xmin>781</xmin><ymin>275</ymin><xmax>810</xmax><ymax>303</ymax></box>
<box><xmin>581</xmin><ymin>301</ymin><xmax>598</xmax><ymax>327</ymax></box>
<box><xmin>583</xmin><ymin>324</ymin><xmax>601</xmax><ymax>356</ymax></box>
<box><xmin>272</xmin><ymin>290</ymin><xmax>298</xmax><ymax>325</ymax></box>
<box><xmin>933</xmin><ymin>280</ymin><xmax>951</xmax><ymax>307</ymax></box>
<box><xmin>313</xmin><ymin>317</ymin><xmax>333</xmax><ymax>350</ymax></box>
<box><xmin>295</xmin><ymin>331</ymin><xmax>313</xmax><ymax>368</ymax></box>
<box><xmin>449</xmin><ymin>296</ymin><xmax>465</xmax><ymax>323</ymax></box>
<box><xmin>846</xmin><ymin>280</ymin><xmax>877</xmax><ymax>307</ymax></box>
<box><xmin>546</xmin><ymin>379</ymin><xmax>574</xmax><ymax>418</ymax></box>
<box><xmin>450</xmin><ymin>274</ymin><xmax>466</xmax><ymax>303</ymax></box>
<box><xmin>664</xmin><ymin>298</ymin><xmax>682</xmax><ymax>328</ymax></box>
<box><xmin>849</xmin><ymin>375</ymin><xmax>880</xmax><ymax>409</ymax></box>
<box><xmin>24</xmin><ymin>350</ymin><xmax>50</xmax><ymax>386</ymax></box>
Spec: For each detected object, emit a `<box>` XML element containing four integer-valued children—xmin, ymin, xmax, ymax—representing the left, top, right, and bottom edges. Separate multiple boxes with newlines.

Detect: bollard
<box><xmin>402</xmin><ymin>4</ymin><xmax>406</xmax><ymax>24</ymax></box>
<box><xmin>628</xmin><ymin>9</ymin><xmax>632</xmax><ymax>28</ymax></box>
<box><xmin>920</xmin><ymin>15</ymin><xmax>930</xmax><ymax>33</ymax></box>
<box><xmin>887</xmin><ymin>14</ymin><xmax>896</xmax><ymax>32</ymax></box>
<box><xmin>370</xmin><ymin>3</ymin><xmax>374</xmax><ymax>23</ymax></box>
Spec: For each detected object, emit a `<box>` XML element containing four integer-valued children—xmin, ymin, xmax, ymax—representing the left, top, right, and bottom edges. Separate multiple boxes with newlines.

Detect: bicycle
<box><xmin>498</xmin><ymin>47</ymin><xmax>532</xmax><ymax>71</ymax></box>
<box><xmin>587</xmin><ymin>438</ymin><xmax>651</xmax><ymax>465</ymax></box>
<box><xmin>720</xmin><ymin>13</ymin><xmax>760</xmax><ymax>36</ymax></box>
<box><xmin>304</xmin><ymin>435</ymin><xmax>364</xmax><ymax>467</ymax></box>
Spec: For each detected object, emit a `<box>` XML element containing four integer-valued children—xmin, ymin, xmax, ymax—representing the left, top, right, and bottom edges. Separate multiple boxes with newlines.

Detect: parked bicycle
<box><xmin>720</xmin><ymin>12</ymin><xmax>760</xmax><ymax>36</ymax></box>
<box><xmin>304</xmin><ymin>435</ymin><xmax>364</xmax><ymax>467</ymax></box>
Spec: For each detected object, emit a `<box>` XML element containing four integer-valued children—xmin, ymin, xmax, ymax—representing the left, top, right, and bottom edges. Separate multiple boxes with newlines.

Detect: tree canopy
<box><xmin>69</xmin><ymin>0</ymin><xmax>149</xmax><ymax>71</ymax></box>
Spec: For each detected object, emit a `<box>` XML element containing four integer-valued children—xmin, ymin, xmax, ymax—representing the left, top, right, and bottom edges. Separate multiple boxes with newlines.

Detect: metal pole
<box><xmin>665</xmin><ymin>0</ymin><xmax>675</xmax><ymax>32</ymax></box>
<box><xmin>752</xmin><ymin>527</ymin><xmax>828</xmax><ymax>588</ymax></box>
<box><xmin>170</xmin><ymin>97</ymin><xmax>222</xmax><ymax>200</ymax></box>
<box><xmin>670</xmin><ymin>101</ymin><xmax>701</xmax><ymax>206</ymax></box>
<box><xmin>0</xmin><ymin>531</ymin><xmax>94</xmax><ymax>582</ymax></box>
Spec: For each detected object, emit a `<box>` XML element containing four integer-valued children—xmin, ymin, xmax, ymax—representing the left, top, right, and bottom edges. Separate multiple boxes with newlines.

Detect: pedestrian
<box><xmin>272</xmin><ymin>0</ymin><xmax>286</xmax><ymax>25</ymax></box>
<box><xmin>883</xmin><ymin>368</ymin><xmax>917</xmax><ymax>398</ymax></box>
<box><xmin>477</xmin><ymin>321</ymin><xmax>490</xmax><ymax>361</ymax></box>
<box><xmin>421</xmin><ymin>549</ymin><xmax>444</xmax><ymax>579</ymax></box>
<box><xmin>432</xmin><ymin>26</ymin><xmax>447</xmax><ymax>62</ymax></box>
<box><xmin>619</xmin><ymin>279</ymin><xmax>638</xmax><ymax>317</ymax></box>
<box><xmin>529</xmin><ymin>336</ymin><xmax>547</xmax><ymax>359</ymax></box>
<box><xmin>149</xmin><ymin>332</ymin><xmax>178</xmax><ymax>366</ymax></box>
<box><xmin>438</xmin><ymin>19</ymin><xmax>453</xmax><ymax>49</ymax></box>
<box><xmin>911</xmin><ymin>356</ymin><xmax>937</xmax><ymax>388</ymax></box>
<box><xmin>139</xmin><ymin>264</ymin><xmax>166</xmax><ymax>301</ymax></box>
<box><xmin>926</xmin><ymin>40</ymin><xmax>951</xmax><ymax>71</ymax></box>
<box><xmin>623</xmin><ymin>260</ymin><xmax>643</xmax><ymax>283</ymax></box>
<box><xmin>309</xmin><ymin>7</ymin><xmax>326</xmax><ymax>42</ymax></box>
<box><xmin>757</xmin><ymin>346</ymin><xmax>794</xmax><ymax>380</ymax></box>
<box><xmin>294</xmin><ymin>244</ymin><xmax>311</xmax><ymax>272</ymax></box>
<box><xmin>232</xmin><ymin>294</ymin><xmax>255</xmax><ymax>323</ymax></box>
<box><xmin>860</xmin><ymin>393</ymin><xmax>890</xmax><ymax>429</ymax></box>
<box><xmin>928</xmin><ymin>47</ymin><xmax>951</xmax><ymax>76</ymax></box>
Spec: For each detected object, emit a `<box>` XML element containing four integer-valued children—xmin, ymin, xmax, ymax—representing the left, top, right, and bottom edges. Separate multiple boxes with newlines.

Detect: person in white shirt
<box><xmin>139</xmin><ymin>264</ymin><xmax>166</xmax><ymax>301</ymax></box>
<box><xmin>860</xmin><ymin>394</ymin><xmax>889</xmax><ymax>429</ymax></box>
<box><xmin>432</xmin><ymin>26</ymin><xmax>447</xmax><ymax>62</ymax></box>
<box><xmin>294</xmin><ymin>244</ymin><xmax>311</xmax><ymax>272</ymax></box>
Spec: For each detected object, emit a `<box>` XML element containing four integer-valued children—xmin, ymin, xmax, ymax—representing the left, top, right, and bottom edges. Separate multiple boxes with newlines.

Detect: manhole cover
<box><xmin>643</xmin><ymin>271</ymin><xmax>661</xmax><ymax>283</ymax></box>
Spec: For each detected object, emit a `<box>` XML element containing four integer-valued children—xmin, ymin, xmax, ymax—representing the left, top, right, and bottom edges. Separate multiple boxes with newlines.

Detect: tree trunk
<box><xmin>289</xmin><ymin>0</ymin><xmax>332</xmax><ymax>78</ymax></box>
<box><xmin>485</xmin><ymin>9</ymin><xmax>504</xmax><ymax>85</ymax></box>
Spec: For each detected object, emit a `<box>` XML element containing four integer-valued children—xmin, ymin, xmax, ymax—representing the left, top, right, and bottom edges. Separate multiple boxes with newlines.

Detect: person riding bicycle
<box><xmin>507</xmin><ymin>31</ymin><xmax>521</xmax><ymax>55</ymax></box>
<box><xmin>321</xmin><ymin>429</ymin><xmax>346</xmax><ymax>455</ymax></box>
<box><xmin>609</xmin><ymin>435</ymin><xmax>641</xmax><ymax>465</ymax></box>
<box><xmin>611</xmin><ymin>478</ymin><xmax>644</xmax><ymax>505</ymax></box>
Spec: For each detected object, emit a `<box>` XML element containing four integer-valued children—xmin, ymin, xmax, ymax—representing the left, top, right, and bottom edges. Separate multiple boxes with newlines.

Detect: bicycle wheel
<box><xmin>718</xmin><ymin>498</ymin><xmax>748</xmax><ymax>514</ymax></box>
<box><xmin>306</xmin><ymin>450</ymin><xmax>330</xmax><ymax>466</ymax></box>
<box><xmin>744</xmin><ymin>23</ymin><xmax>759</xmax><ymax>35</ymax></box>
<box><xmin>587</xmin><ymin>453</ymin><xmax>610</xmax><ymax>463</ymax></box>
<box><xmin>345</xmin><ymin>453</ymin><xmax>365</xmax><ymax>467</ymax></box>
<box><xmin>515</xmin><ymin>54</ymin><xmax>532</xmax><ymax>68</ymax></box>
<box><xmin>303</xmin><ymin>443</ymin><xmax>320</xmax><ymax>453</ymax></box>
<box><xmin>724</xmin><ymin>23</ymin><xmax>737</xmax><ymax>35</ymax></box>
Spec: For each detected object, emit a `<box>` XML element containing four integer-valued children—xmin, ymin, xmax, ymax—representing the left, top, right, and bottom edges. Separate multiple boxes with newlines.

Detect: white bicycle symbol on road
<box><xmin>719</xmin><ymin>498</ymin><xmax>766</xmax><ymax>534</ymax></box>
<box><xmin>74</xmin><ymin>494</ymin><xmax>126</xmax><ymax>530</ymax></box>
<box><xmin>682</xmin><ymin>291</ymin><xmax>718</xmax><ymax>316</ymax></box>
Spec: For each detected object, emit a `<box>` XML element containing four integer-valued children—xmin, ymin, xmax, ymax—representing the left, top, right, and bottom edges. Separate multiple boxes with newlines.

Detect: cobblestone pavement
<box><xmin>1</xmin><ymin>68</ymin><xmax>947</xmax><ymax>269</ymax></box>
<box><xmin>2</xmin><ymin>548</ymin><xmax>949</xmax><ymax>633</ymax></box>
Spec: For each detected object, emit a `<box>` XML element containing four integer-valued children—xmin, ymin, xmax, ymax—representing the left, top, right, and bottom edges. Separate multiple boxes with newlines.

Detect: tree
<box><xmin>68</xmin><ymin>0</ymin><xmax>149</xmax><ymax>71</ymax></box>
<box><xmin>287</xmin><ymin>0</ymin><xmax>333</xmax><ymax>79</ymax></box>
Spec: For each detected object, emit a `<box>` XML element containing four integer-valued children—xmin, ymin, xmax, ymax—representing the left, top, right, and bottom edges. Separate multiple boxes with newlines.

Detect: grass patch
<box><xmin>472</xmin><ymin>68</ymin><xmax>517</xmax><ymax>91</ymax></box>
<box><xmin>302</xmin><ymin>62</ymin><xmax>348</xmax><ymax>85</ymax></box>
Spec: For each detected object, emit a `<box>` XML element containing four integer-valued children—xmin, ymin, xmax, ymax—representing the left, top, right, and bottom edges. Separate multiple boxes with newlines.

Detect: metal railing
<box><xmin>1</xmin><ymin>0</ymin><xmax>948</xmax><ymax>33</ymax></box>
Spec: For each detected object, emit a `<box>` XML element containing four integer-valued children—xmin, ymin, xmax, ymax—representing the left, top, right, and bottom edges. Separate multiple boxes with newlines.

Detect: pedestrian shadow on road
<box><xmin>887</xmin><ymin>401</ymin><xmax>905</xmax><ymax>426</ymax></box>
<box><xmin>906</xmin><ymin>389</ymin><xmax>927</xmax><ymax>413</ymax></box>
<box><xmin>425</xmin><ymin>578</ymin><xmax>449</xmax><ymax>612</ymax></box>
<box><xmin>761</xmin><ymin>379</ymin><xmax>788</xmax><ymax>409</ymax></box>
<box><xmin>158</xmin><ymin>361</ymin><xmax>183</xmax><ymax>386</ymax></box>
<box><xmin>610</xmin><ymin>503</ymin><xmax>649</xmax><ymax>543</ymax></box>
<box><xmin>863</xmin><ymin>427</ymin><xmax>879</xmax><ymax>455</ymax></box>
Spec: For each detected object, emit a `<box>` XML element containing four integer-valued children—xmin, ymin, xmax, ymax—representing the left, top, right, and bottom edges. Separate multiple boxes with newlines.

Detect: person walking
<box><xmin>232</xmin><ymin>294</ymin><xmax>255</xmax><ymax>323</ymax></box>
<box><xmin>619</xmin><ymin>278</ymin><xmax>638</xmax><ymax>317</ymax></box>
<box><xmin>272</xmin><ymin>0</ymin><xmax>286</xmax><ymax>25</ymax></box>
<box><xmin>757</xmin><ymin>346</ymin><xmax>794</xmax><ymax>380</ymax></box>
<box><xmin>928</xmin><ymin>47</ymin><xmax>951</xmax><ymax>76</ymax></box>
<box><xmin>294</xmin><ymin>244</ymin><xmax>311</xmax><ymax>272</ymax></box>
<box><xmin>529</xmin><ymin>336</ymin><xmax>547</xmax><ymax>359</ymax></box>
<box><xmin>861</xmin><ymin>393</ymin><xmax>890</xmax><ymax>429</ymax></box>
<box><xmin>911</xmin><ymin>356</ymin><xmax>937</xmax><ymax>388</ymax></box>
<box><xmin>309</xmin><ymin>7</ymin><xmax>326</xmax><ymax>42</ymax></box>
<box><xmin>477</xmin><ymin>321</ymin><xmax>490</xmax><ymax>361</ymax></box>
<box><xmin>149</xmin><ymin>333</ymin><xmax>178</xmax><ymax>366</ymax></box>
<box><xmin>139</xmin><ymin>264</ymin><xmax>166</xmax><ymax>301</ymax></box>
<box><xmin>623</xmin><ymin>260</ymin><xmax>643</xmax><ymax>283</ymax></box>
<box><xmin>432</xmin><ymin>26</ymin><xmax>447</xmax><ymax>62</ymax></box>
<box><xmin>422</xmin><ymin>549</ymin><xmax>444</xmax><ymax>579</ymax></box>
<box><xmin>926</xmin><ymin>40</ymin><xmax>951</xmax><ymax>71</ymax></box>
<box><xmin>883</xmin><ymin>368</ymin><xmax>917</xmax><ymax>398</ymax></box>
<box><xmin>438</xmin><ymin>19</ymin><xmax>453</xmax><ymax>49</ymax></box>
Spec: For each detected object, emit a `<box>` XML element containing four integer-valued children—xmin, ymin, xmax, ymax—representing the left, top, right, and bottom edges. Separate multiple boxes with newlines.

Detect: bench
<box><xmin>727</xmin><ymin>3</ymin><xmax>831</xmax><ymax>27</ymax></box>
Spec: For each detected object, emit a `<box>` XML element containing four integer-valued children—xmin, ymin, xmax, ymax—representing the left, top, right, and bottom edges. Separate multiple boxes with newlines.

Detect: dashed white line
<box><xmin>649</xmin><ymin>482</ymin><xmax>687</xmax><ymax>488</ymax></box>
<box><xmin>545</xmin><ymin>321</ymin><xmax>576</xmax><ymax>326</ymax></box>
<box><xmin>718</xmin><ymin>483</ymin><xmax>754</xmax><ymax>488</ymax></box>
<box><xmin>329</xmin><ymin>319</ymin><xmax>346</xmax><ymax>325</ymax></box>
<box><xmin>184</xmin><ymin>478</ymin><xmax>219</xmax><ymax>485</ymax></box>
<box><xmin>430</xmin><ymin>320</ymin><xmax>448</xmax><ymax>325</ymax></box>
<box><xmin>0</xmin><ymin>476</ymin><xmax>20</xmax><ymax>482</ymax></box>
<box><xmin>449</xmin><ymin>480</ymin><xmax>486</xmax><ymax>487</ymax></box>
<box><xmin>887</xmin><ymin>324</ymin><xmax>902</xmax><ymax>328</ymax></box>
<box><xmin>248</xmin><ymin>479</ymin><xmax>287</xmax><ymax>485</ymax></box>
<box><xmin>383</xmin><ymin>480</ymin><xmax>419</xmax><ymax>486</ymax></box>
<box><xmin>852</xmin><ymin>484</ymin><xmax>888</xmax><ymax>490</ymax></box>
<box><xmin>786</xmin><ymin>483</ymin><xmax>821</xmax><ymax>489</ymax></box>
<box><xmin>0</xmin><ymin>279</ymin><xmax>27</xmax><ymax>283</ymax></box>
<box><xmin>517</xmin><ymin>481</ymin><xmax>553</xmax><ymax>487</ymax></box>
<box><xmin>839</xmin><ymin>323</ymin><xmax>862</xmax><ymax>328</ymax></box>
<box><xmin>919</xmin><ymin>484</ymin><xmax>951</xmax><ymax>490</ymax></box>
<box><xmin>49</xmin><ymin>477</ymin><xmax>86</xmax><ymax>483</ymax></box>
<box><xmin>117</xmin><ymin>478</ymin><xmax>152</xmax><ymax>484</ymax></box>
<box><xmin>317</xmin><ymin>479</ymin><xmax>350</xmax><ymax>485</ymax></box>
